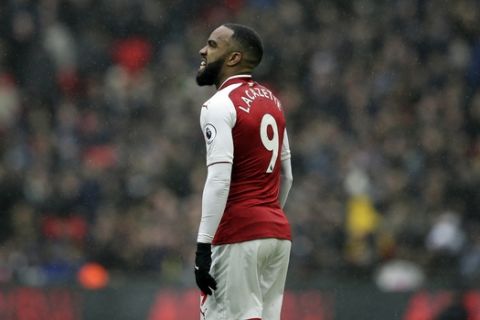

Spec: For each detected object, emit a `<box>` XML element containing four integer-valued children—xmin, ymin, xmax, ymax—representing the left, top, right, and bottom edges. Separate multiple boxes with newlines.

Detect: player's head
<box><xmin>196</xmin><ymin>23</ymin><xmax>263</xmax><ymax>88</ymax></box>
<box><xmin>223</xmin><ymin>23</ymin><xmax>263</xmax><ymax>69</ymax></box>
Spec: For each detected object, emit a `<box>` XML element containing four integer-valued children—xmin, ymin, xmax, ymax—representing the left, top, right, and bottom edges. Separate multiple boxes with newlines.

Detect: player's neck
<box><xmin>215</xmin><ymin>69</ymin><xmax>253</xmax><ymax>89</ymax></box>
<box><xmin>216</xmin><ymin>74</ymin><xmax>253</xmax><ymax>90</ymax></box>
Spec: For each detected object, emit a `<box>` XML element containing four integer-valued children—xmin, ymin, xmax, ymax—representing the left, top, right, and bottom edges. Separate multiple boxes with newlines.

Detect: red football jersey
<box><xmin>200</xmin><ymin>75</ymin><xmax>291</xmax><ymax>245</ymax></box>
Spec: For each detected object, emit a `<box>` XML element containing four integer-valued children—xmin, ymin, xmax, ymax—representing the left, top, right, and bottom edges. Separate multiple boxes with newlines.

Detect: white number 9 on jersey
<box><xmin>260</xmin><ymin>114</ymin><xmax>279</xmax><ymax>173</ymax></box>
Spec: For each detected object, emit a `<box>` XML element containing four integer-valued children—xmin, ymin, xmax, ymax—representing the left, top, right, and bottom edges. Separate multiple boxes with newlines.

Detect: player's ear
<box><xmin>226</xmin><ymin>51</ymin><xmax>242</xmax><ymax>66</ymax></box>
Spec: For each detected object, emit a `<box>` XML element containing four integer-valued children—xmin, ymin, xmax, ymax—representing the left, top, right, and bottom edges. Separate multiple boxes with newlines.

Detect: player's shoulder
<box><xmin>204</xmin><ymin>83</ymin><xmax>241</xmax><ymax>110</ymax></box>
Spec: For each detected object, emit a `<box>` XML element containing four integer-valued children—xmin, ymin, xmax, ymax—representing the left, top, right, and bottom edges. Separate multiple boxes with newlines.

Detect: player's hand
<box><xmin>195</xmin><ymin>243</ymin><xmax>217</xmax><ymax>295</ymax></box>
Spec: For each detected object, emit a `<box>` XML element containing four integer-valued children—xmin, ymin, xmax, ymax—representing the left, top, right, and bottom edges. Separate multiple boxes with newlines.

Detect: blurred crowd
<box><xmin>0</xmin><ymin>0</ymin><xmax>480</xmax><ymax>289</ymax></box>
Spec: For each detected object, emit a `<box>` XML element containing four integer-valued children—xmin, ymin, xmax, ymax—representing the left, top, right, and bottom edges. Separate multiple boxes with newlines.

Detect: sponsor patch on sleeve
<box><xmin>204</xmin><ymin>124</ymin><xmax>216</xmax><ymax>144</ymax></box>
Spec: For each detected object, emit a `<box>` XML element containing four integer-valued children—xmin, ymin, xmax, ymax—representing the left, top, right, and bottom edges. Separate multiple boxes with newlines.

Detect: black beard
<box><xmin>196</xmin><ymin>57</ymin><xmax>224</xmax><ymax>86</ymax></box>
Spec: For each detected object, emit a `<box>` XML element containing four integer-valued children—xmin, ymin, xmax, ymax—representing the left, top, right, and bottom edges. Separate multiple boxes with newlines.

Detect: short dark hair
<box><xmin>223</xmin><ymin>23</ymin><xmax>263</xmax><ymax>67</ymax></box>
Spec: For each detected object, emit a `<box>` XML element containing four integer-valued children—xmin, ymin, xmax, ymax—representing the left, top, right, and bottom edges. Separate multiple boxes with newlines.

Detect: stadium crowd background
<box><xmin>0</xmin><ymin>0</ymin><xmax>479</xmax><ymax>290</ymax></box>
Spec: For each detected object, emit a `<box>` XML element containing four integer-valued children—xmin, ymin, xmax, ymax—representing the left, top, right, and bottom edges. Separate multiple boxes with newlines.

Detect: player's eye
<box><xmin>208</xmin><ymin>40</ymin><xmax>217</xmax><ymax>48</ymax></box>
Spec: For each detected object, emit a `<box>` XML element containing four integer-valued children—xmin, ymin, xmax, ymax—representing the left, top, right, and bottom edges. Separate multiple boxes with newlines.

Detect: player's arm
<box><xmin>197</xmin><ymin>96</ymin><xmax>235</xmax><ymax>242</ymax></box>
<box><xmin>195</xmin><ymin>96</ymin><xmax>236</xmax><ymax>295</ymax></box>
<box><xmin>197</xmin><ymin>162</ymin><xmax>232</xmax><ymax>243</ymax></box>
<box><xmin>279</xmin><ymin>129</ymin><xmax>293</xmax><ymax>208</ymax></box>
<box><xmin>194</xmin><ymin>162</ymin><xmax>231</xmax><ymax>295</ymax></box>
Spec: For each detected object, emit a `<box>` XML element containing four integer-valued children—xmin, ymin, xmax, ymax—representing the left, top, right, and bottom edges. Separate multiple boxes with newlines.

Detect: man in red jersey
<box><xmin>194</xmin><ymin>23</ymin><xmax>293</xmax><ymax>320</ymax></box>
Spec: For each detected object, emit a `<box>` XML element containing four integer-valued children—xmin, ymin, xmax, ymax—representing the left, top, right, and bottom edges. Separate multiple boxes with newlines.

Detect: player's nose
<box><xmin>199</xmin><ymin>46</ymin><xmax>207</xmax><ymax>56</ymax></box>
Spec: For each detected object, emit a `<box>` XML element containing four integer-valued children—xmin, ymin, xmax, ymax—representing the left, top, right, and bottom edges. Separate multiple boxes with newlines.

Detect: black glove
<box><xmin>195</xmin><ymin>243</ymin><xmax>217</xmax><ymax>295</ymax></box>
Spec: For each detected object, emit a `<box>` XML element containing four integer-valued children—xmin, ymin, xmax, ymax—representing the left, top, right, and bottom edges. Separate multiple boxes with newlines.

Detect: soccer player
<box><xmin>194</xmin><ymin>23</ymin><xmax>293</xmax><ymax>320</ymax></box>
